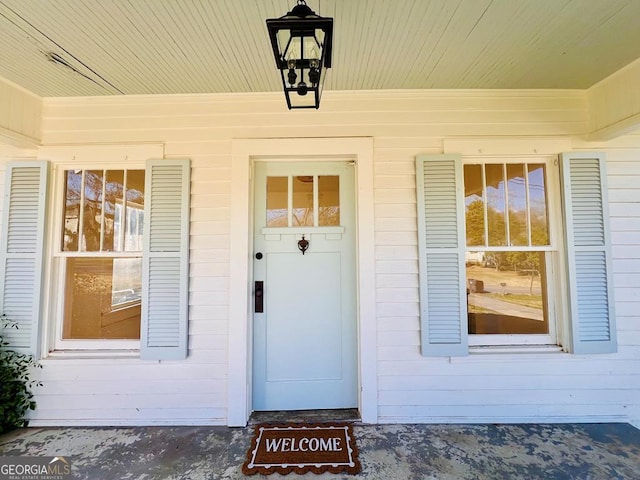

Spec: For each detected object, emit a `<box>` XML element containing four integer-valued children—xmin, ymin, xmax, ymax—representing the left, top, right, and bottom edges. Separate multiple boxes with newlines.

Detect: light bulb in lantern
<box><xmin>296</xmin><ymin>82</ymin><xmax>308</xmax><ymax>96</ymax></box>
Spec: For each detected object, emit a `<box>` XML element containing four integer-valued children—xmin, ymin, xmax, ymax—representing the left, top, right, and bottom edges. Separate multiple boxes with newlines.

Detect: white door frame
<box><xmin>229</xmin><ymin>137</ymin><xmax>377</xmax><ymax>426</ymax></box>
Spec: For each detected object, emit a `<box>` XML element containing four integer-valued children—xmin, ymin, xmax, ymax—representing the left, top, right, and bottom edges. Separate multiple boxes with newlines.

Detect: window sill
<box><xmin>469</xmin><ymin>344</ymin><xmax>564</xmax><ymax>355</ymax></box>
<box><xmin>44</xmin><ymin>349</ymin><xmax>140</xmax><ymax>360</ymax></box>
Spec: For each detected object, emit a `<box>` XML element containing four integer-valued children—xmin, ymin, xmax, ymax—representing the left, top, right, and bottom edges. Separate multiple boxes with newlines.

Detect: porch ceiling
<box><xmin>1</xmin><ymin>0</ymin><xmax>640</xmax><ymax>98</ymax></box>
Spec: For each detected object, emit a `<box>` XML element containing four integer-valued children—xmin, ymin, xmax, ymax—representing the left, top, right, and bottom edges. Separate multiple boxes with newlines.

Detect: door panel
<box><xmin>253</xmin><ymin>161</ymin><xmax>357</xmax><ymax>411</ymax></box>
<box><xmin>266</xmin><ymin>252</ymin><xmax>342</xmax><ymax>382</ymax></box>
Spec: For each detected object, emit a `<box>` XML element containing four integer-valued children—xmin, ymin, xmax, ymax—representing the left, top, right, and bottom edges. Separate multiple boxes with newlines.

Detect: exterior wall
<box><xmin>0</xmin><ymin>78</ymin><xmax>41</xmax><ymax>148</ymax></box>
<box><xmin>2</xmin><ymin>89</ymin><xmax>638</xmax><ymax>426</ymax></box>
<box><xmin>588</xmin><ymin>58</ymin><xmax>640</xmax><ymax>140</ymax></box>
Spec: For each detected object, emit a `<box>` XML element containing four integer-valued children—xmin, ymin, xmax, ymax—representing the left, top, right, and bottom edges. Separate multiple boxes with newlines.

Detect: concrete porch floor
<box><xmin>1</xmin><ymin>423</ymin><xmax>639</xmax><ymax>479</ymax></box>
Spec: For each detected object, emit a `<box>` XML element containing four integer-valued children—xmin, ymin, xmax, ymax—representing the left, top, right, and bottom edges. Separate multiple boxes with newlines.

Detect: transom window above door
<box><xmin>266</xmin><ymin>175</ymin><xmax>340</xmax><ymax>227</ymax></box>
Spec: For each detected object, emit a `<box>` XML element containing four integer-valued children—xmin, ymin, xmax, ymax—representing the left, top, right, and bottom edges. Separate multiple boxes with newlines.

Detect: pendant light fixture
<box><xmin>266</xmin><ymin>0</ymin><xmax>333</xmax><ymax>109</ymax></box>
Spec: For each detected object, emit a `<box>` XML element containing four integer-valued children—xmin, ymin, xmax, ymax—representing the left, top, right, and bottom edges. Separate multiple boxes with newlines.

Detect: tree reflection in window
<box><xmin>63</xmin><ymin>170</ymin><xmax>145</xmax><ymax>253</ymax></box>
<box><xmin>464</xmin><ymin>162</ymin><xmax>551</xmax><ymax>335</ymax></box>
<box><xmin>61</xmin><ymin>169</ymin><xmax>145</xmax><ymax>340</ymax></box>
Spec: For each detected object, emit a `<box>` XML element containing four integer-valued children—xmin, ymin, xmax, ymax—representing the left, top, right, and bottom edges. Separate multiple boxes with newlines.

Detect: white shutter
<box><xmin>141</xmin><ymin>159</ymin><xmax>190</xmax><ymax>360</ymax></box>
<box><xmin>560</xmin><ymin>153</ymin><xmax>616</xmax><ymax>354</ymax></box>
<box><xmin>0</xmin><ymin>161</ymin><xmax>49</xmax><ymax>356</ymax></box>
<box><xmin>416</xmin><ymin>155</ymin><xmax>468</xmax><ymax>356</ymax></box>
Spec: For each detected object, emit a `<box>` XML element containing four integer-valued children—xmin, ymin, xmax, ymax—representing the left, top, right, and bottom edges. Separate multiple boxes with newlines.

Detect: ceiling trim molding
<box><xmin>0</xmin><ymin>126</ymin><xmax>40</xmax><ymax>149</ymax></box>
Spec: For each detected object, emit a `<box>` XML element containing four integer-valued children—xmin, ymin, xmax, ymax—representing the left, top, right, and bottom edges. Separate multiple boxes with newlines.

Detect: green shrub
<box><xmin>0</xmin><ymin>314</ymin><xmax>41</xmax><ymax>434</ymax></box>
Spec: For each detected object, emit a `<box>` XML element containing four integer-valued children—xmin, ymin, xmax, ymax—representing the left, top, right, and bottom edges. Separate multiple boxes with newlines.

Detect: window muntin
<box><xmin>464</xmin><ymin>162</ymin><xmax>553</xmax><ymax>338</ymax></box>
<box><xmin>60</xmin><ymin>169</ymin><xmax>144</xmax><ymax>340</ymax></box>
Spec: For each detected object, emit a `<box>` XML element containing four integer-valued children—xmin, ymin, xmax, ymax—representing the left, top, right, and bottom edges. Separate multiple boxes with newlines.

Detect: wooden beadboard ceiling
<box><xmin>1</xmin><ymin>0</ymin><xmax>640</xmax><ymax>97</ymax></box>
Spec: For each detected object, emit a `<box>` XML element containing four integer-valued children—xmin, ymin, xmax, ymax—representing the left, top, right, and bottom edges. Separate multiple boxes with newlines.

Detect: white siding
<box><xmin>0</xmin><ymin>78</ymin><xmax>41</xmax><ymax>147</ymax></box>
<box><xmin>588</xmin><ymin>58</ymin><xmax>640</xmax><ymax>140</ymax></box>
<box><xmin>4</xmin><ymin>89</ymin><xmax>638</xmax><ymax>426</ymax></box>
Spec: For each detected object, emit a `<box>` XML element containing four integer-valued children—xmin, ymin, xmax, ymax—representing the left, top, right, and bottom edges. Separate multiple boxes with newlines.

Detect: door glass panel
<box><xmin>266</xmin><ymin>176</ymin><xmax>289</xmax><ymax>227</ymax></box>
<box><xmin>293</xmin><ymin>176</ymin><xmax>314</xmax><ymax>226</ymax></box>
<box><xmin>318</xmin><ymin>175</ymin><xmax>340</xmax><ymax>226</ymax></box>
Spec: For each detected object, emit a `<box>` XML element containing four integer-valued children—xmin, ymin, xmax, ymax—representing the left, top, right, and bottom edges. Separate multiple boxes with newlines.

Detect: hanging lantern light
<box><xmin>266</xmin><ymin>0</ymin><xmax>333</xmax><ymax>109</ymax></box>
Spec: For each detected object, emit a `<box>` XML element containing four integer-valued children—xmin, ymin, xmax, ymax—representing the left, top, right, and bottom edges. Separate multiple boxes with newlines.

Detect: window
<box><xmin>60</xmin><ymin>169</ymin><xmax>145</xmax><ymax>340</ymax></box>
<box><xmin>0</xmin><ymin>159</ymin><xmax>190</xmax><ymax>359</ymax></box>
<box><xmin>415</xmin><ymin>153</ymin><xmax>616</xmax><ymax>356</ymax></box>
<box><xmin>266</xmin><ymin>175</ymin><xmax>340</xmax><ymax>227</ymax></box>
<box><xmin>463</xmin><ymin>162</ymin><xmax>554</xmax><ymax>343</ymax></box>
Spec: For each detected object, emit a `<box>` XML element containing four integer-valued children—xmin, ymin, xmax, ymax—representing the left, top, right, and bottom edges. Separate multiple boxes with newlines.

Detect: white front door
<box><xmin>252</xmin><ymin>161</ymin><xmax>357</xmax><ymax>411</ymax></box>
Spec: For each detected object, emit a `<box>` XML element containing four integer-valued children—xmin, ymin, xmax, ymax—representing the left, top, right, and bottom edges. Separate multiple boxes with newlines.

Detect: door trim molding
<box><xmin>229</xmin><ymin>137</ymin><xmax>376</xmax><ymax>426</ymax></box>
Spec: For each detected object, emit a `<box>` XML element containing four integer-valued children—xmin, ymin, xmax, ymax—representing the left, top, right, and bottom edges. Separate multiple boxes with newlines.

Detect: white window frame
<box><xmin>51</xmin><ymin>162</ymin><xmax>144</xmax><ymax>351</ymax></box>
<box><xmin>462</xmin><ymin>155</ymin><xmax>563</xmax><ymax>347</ymax></box>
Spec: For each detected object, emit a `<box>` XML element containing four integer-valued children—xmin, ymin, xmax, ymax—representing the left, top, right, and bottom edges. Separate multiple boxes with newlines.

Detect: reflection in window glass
<box><xmin>62</xmin><ymin>171</ymin><xmax>82</xmax><ymax>251</ymax></box>
<box><xmin>61</xmin><ymin>169</ymin><xmax>145</xmax><ymax>341</ymax></box>
<box><xmin>124</xmin><ymin>170</ymin><xmax>145</xmax><ymax>251</ymax></box>
<box><xmin>464</xmin><ymin>163</ymin><xmax>549</xmax><ymax>248</ymax></box>
<box><xmin>266</xmin><ymin>176</ymin><xmax>288</xmax><ymax>227</ymax></box>
<box><xmin>318</xmin><ymin>176</ymin><xmax>340</xmax><ymax>226</ymax></box>
<box><xmin>83</xmin><ymin>170</ymin><xmax>104</xmax><ymax>252</ymax></box>
<box><xmin>528</xmin><ymin>164</ymin><xmax>550</xmax><ymax>246</ymax></box>
<box><xmin>464</xmin><ymin>165</ymin><xmax>485</xmax><ymax>246</ymax></box>
<box><xmin>293</xmin><ymin>176</ymin><xmax>314</xmax><ymax>226</ymax></box>
<box><xmin>62</xmin><ymin>169</ymin><xmax>145</xmax><ymax>253</ymax></box>
<box><xmin>63</xmin><ymin>257</ymin><xmax>142</xmax><ymax>339</ymax></box>
<box><xmin>507</xmin><ymin>164</ymin><xmax>527</xmax><ymax>246</ymax></box>
<box><xmin>486</xmin><ymin>164</ymin><xmax>506</xmax><ymax>246</ymax></box>
<box><xmin>103</xmin><ymin>170</ymin><xmax>124</xmax><ymax>251</ymax></box>
<box><xmin>466</xmin><ymin>251</ymin><xmax>548</xmax><ymax>334</ymax></box>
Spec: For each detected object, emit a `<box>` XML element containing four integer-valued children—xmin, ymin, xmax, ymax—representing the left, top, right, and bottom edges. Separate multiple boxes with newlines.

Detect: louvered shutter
<box><xmin>560</xmin><ymin>153</ymin><xmax>616</xmax><ymax>354</ymax></box>
<box><xmin>141</xmin><ymin>159</ymin><xmax>190</xmax><ymax>360</ymax></box>
<box><xmin>0</xmin><ymin>161</ymin><xmax>49</xmax><ymax>356</ymax></box>
<box><xmin>416</xmin><ymin>155</ymin><xmax>468</xmax><ymax>356</ymax></box>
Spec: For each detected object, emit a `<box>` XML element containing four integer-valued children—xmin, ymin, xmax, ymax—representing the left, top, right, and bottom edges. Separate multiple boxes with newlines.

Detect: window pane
<box><xmin>125</xmin><ymin>170</ymin><xmax>145</xmax><ymax>251</ymax></box>
<box><xmin>528</xmin><ymin>164</ymin><xmax>550</xmax><ymax>246</ymax></box>
<box><xmin>506</xmin><ymin>164</ymin><xmax>528</xmax><ymax>246</ymax></box>
<box><xmin>486</xmin><ymin>164</ymin><xmax>507</xmax><ymax>246</ymax></box>
<box><xmin>266</xmin><ymin>176</ymin><xmax>288</xmax><ymax>227</ymax></box>
<box><xmin>63</xmin><ymin>257</ymin><xmax>142</xmax><ymax>339</ymax></box>
<box><xmin>62</xmin><ymin>170</ymin><xmax>82</xmax><ymax>251</ymax></box>
<box><xmin>63</xmin><ymin>169</ymin><xmax>144</xmax><ymax>253</ymax></box>
<box><xmin>292</xmin><ymin>176</ymin><xmax>314</xmax><ymax>226</ymax></box>
<box><xmin>464</xmin><ymin>164</ymin><xmax>485</xmax><ymax>246</ymax></box>
<box><xmin>82</xmin><ymin>170</ymin><xmax>104</xmax><ymax>252</ymax></box>
<box><xmin>103</xmin><ymin>170</ymin><xmax>124</xmax><ymax>251</ymax></box>
<box><xmin>318</xmin><ymin>175</ymin><xmax>340</xmax><ymax>226</ymax></box>
<box><xmin>466</xmin><ymin>251</ymin><xmax>548</xmax><ymax>334</ymax></box>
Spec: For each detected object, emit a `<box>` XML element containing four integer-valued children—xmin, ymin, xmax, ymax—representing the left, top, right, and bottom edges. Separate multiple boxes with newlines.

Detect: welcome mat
<box><xmin>242</xmin><ymin>423</ymin><xmax>361</xmax><ymax>476</ymax></box>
